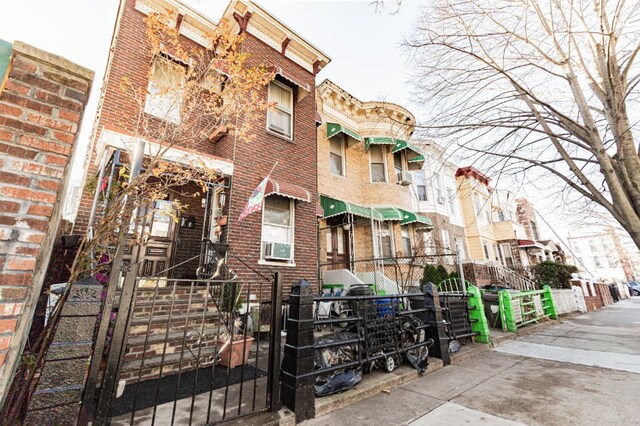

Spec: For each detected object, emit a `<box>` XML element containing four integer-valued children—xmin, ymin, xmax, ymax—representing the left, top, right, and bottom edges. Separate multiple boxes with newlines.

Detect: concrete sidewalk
<box><xmin>302</xmin><ymin>297</ymin><xmax>640</xmax><ymax>425</ymax></box>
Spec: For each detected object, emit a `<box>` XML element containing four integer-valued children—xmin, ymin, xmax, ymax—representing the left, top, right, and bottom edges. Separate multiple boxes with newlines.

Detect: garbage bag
<box><xmin>314</xmin><ymin>332</ymin><xmax>362</xmax><ymax>397</ymax></box>
<box><xmin>400</xmin><ymin>315</ymin><xmax>432</xmax><ymax>375</ymax></box>
<box><xmin>449</xmin><ymin>339</ymin><xmax>461</xmax><ymax>353</ymax></box>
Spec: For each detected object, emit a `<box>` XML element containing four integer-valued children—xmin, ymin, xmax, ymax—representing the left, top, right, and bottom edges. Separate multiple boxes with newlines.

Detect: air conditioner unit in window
<box><xmin>398</xmin><ymin>171</ymin><xmax>413</xmax><ymax>186</ymax></box>
<box><xmin>437</xmin><ymin>195</ymin><xmax>445</xmax><ymax>204</ymax></box>
<box><xmin>264</xmin><ymin>242</ymin><xmax>292</xmax><ymax>261</ymax></box>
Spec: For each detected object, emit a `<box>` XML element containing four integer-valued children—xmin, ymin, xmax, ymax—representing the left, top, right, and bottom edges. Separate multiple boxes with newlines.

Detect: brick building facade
<box><xmin>73</xmin><ymin>0</ymin><xmax>330</xmax><ymax>291</ymax></box>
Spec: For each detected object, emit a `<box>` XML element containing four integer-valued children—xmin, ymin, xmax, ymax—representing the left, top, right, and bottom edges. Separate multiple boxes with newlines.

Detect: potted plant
<box><xmin>217</xmin><ymin>282</ymin><xmax>253</xmax><ymax>368</ymax></box>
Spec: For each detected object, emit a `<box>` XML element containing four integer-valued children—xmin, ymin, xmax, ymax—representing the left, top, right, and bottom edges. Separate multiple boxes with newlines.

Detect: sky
<box><xmin>0</xmin><ymin>0</ymin><xmax>602</xmax><ymax>248</ymax></box>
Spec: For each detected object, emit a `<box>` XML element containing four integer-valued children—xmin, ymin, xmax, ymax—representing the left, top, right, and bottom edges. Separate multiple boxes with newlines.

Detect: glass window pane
<box><xmin>370</xmin><ymin>146</ymin><xmax>384</xmax><ymax>163</ymax></box>
<box><xmin>264</xmin><ymin>197</ymin><xmax>290</xmax><ymax>226</ymax></box>
<box><xmin>371</xmin><ymin>164</ymin><xmax>385</xmax><ymax>182</ymax></box>
<box><xmin>268</xmin><ymin>108</ymin><xmax>291</xmax><ymax>136</ymax></box>
<box><xmin>330</xmin><ymin>153</ymin><xmax>343</xmax><ymax>175</ymax></box>
<box><xmin>326</xmin><ymin>229</ymin><xmax>332</xmax><ymax>254</ymax></box>
<box><xmin>329</xmin><ymin>137</ymin><xmax>342</xmax><ymax>155</ymax></box>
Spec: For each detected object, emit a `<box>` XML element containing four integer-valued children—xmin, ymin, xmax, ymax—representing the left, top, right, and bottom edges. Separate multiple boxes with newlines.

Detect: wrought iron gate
<box><xmin>80</xmin><ymin>271</ymin><xmax>282</xmax><ymax>425</ymax></box>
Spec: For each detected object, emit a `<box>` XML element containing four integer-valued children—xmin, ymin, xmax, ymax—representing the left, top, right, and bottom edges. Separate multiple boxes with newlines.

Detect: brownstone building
<box><xmin>74</xmin><ymin>0</ymin><xmax>330</xmax><ymax>289</ymax></box>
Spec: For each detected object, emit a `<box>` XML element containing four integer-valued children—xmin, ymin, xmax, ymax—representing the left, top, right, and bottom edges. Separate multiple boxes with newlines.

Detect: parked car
<box><xmin>626</xmin><ymin>281</ymin><xmax>640</xmax><ymax>296</ymax></box>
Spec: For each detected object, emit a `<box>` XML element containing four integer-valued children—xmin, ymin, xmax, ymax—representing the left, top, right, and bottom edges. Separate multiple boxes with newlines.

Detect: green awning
<box><xmin>320</xmin><ymin>196</ymin><xmax>383</xmax><ymax>220</ymax></box>
<box><xmin>364</xmin><ymin>136</ymin><xmax>396</xmax><ymax>150</ymax></box>
<box><xmin>326</xmin><ymin>122</ymin><xmax>362</xmax><ymax>142</ymax></box>
<box><xmin>392</xmin><ymin>139</ymin><xmax>424</xmax><ymax>158</ymax></box>
<box><xmin>399</xmin><ymin>209</ymin><xmax>434</xmax><ymax>228</ymax></box>
<box><xmin>372</xmin><ymin>207</ymin><xmax>405</xmax><ymax>221</ymax></box>
<box><xmin>408</xmin><ymin>154</ymin><xmax>425</xmax><ymax>163</ymax></box>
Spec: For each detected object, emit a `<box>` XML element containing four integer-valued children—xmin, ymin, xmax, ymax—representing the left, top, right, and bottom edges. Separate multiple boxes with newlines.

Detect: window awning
<box><xmin>364</xmin><ymin>136</ymin><xmax>396</xmax><ymax>150</ymax></box>
<box><xmin>265</xmin><ymin>179</ymin><xmax>311</xmax><ymax>203</ymax></box>
<box><xmin>408</xmin><ymin>154</ymin><xmax>425</xmax><ymax>163</ymax></box>
<box><xmin>399</xmin><ymin>209</ymin><xmax>434</xmax><ymax>228</ymax></box>
<box><xmin>320</xmin><ymin>196</ymin><xmax>383</xmax><ymax>220</ymax></box>
<box><xmin>372</xmin><ymin>207</ymin><xmax>405</xmax><ymax>221</ymax></box>
<box><xmin>392</xmin><ymin>139</ymin><xmax>424</xmax><ymax>158</ymax></box>
<box><xmin>315</xmin><ymin>112</ymin><xmax>323</xmax><ymax>125</ymax></box>
<box><xmin>270</xmin><ymin>66</ymin><xmax>311</xmax><ymax>101</ymax></box>
<box><xmin>326</xmin><ymin>122</ymin><xmax>362</xmax><ymax>142</ymax></box>
<box><xmin>518</xmin><ymin>239</ymin><xmax>544</xmax><ymax>249</ymax></box>
<box><xmin>316</xmin><ymin>202</ymin><xmax>324</xmax><ymax>217</ymax></box>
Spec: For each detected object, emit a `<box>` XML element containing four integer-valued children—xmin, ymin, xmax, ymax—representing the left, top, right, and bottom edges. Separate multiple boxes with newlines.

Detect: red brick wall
<box><xmin>0</xmin><ymin>41</ymin><xmax>93</xmax><ymax>403</ymax></box>
<box><xmin>74</xmin><ymin>0</ymin><xmax>318</xmax><ymax>293</ymax></box>
<box><xmin>216</xmin><ymin>32</ymin><xmax>318</xmax><ymax>292</ymax></box>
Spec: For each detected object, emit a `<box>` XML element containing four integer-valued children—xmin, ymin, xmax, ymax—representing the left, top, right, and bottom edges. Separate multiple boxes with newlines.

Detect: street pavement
<box><xmin>302</xmin><ymin>297</ymin><xmax>640</xmax><ymax>426</ymax></box>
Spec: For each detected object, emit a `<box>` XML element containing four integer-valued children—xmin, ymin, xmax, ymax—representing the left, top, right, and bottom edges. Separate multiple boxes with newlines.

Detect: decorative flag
<box><xmin>238</xmin><ymin>176</ymin><xmax>269</xmax><ymax>221</ymax></box>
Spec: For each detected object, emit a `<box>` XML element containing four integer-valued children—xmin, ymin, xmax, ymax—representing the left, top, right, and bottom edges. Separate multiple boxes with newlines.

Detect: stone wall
<box><xmin>0</xmin><ymin>40</ymin><xmax>93</xmax><ymax>405</ymax></box>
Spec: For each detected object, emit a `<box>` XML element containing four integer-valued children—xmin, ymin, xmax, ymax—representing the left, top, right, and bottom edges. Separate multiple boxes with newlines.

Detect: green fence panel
<box><xmin>467</xmin><ymin>285</ymin><xmax>490</xmax><ymax>343</ymax></box>
<box><xmin>499</xmin><ymin>290</ymin><xmax>518</xmax><ymax>332</ymax></box>
<box><xmin>542</xmin><ymin>285</ymin><xmax>558</xmax><ymax>319</ymax></box>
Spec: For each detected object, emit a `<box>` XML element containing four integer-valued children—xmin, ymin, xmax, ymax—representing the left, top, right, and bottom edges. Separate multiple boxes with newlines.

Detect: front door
<box><xmin>326</xmin><ymin>225</ymin><xmax>349</xmax><ymax>270</ymax></box>
<box><xmin>125</xmin><ymin>199</ymin><xmax>176</xmax><ymax>277</ymax></box>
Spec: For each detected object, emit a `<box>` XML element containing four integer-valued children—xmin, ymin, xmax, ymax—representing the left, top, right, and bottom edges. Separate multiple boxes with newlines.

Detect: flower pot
<box><xmin>216</xmin><ymin>215</ymin><xmax>228</xmax><ymax>226</ymax></box>
<box><xmin>217</xmin><ymin>336</ymin><xmax>254</xmax><ymax>368</ymax></box>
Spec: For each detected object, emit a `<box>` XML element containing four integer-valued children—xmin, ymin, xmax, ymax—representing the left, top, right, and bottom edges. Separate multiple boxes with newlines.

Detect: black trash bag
<box><xmin>400</xmin><ymin>315</ymin><xmax>432</xmax><ymax>375</ymax></box>
<box><xmin>314</xmin><ymin>332</ymin><xmax>362</xmax><ymax>397</ymax></box>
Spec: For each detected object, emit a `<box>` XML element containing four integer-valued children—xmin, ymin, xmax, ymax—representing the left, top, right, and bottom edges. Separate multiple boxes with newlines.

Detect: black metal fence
<box><xmin>80</xmin><ymin>271</ymin><xmax>282</xmax><ymax>425</ymax></box>
<box><xmin>311</xmin><ymin>291</ymin><xmax>436</xmax><ymax>381</ymax></box>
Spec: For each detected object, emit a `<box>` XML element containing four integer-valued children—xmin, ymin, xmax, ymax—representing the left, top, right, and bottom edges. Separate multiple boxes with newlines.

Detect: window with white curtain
<box><xmin>261</xmin><ymin>196</ymin><xmax>294</xmax><ymax>261</ymax></box>
<box><xmin>267</xmin><ymin>81</ymin><xmax>293</xmax><ymax>138</ymax></box>
<box><xmin>145</xmin><ymin>55</ymin><xmax>186</xmax><ymax>123</ymax></box>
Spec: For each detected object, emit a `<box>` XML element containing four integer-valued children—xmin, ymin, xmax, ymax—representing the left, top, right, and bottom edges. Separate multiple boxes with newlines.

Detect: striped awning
<box><xmin>364</xmin><ymin>136</ymin><xmax>396</xmax><ymax>150</ymax></box>
<box><xmin>399</xmin><ymin>209</ymin><xmax>434</xmax><ymax>228</ymax></box>
<box><xmin>392</xmin><ymin>139</ymin><xmax>424</xmax><ymax>158</ymax></box>
<box><xmin>326</xmin><ymin>122</ymin><xmax>362</xmax><ymax>142</ymax></box>
<box><xmin>265</xmin><ymin>179</ymin><xmax>311</xmax><ymax>203</ymax></box>
<box><xmin>321</xmin><ymin>196</ymin><xmax>383</xmax><ymax>220</ymax></box>
<box><xmin>372</xmin><ymin>207</ymin><xmax>405</xmax><ymax>221</ymax></box>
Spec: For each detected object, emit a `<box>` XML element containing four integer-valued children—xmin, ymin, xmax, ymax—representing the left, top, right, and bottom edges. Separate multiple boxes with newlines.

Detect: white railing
<box><xmin>486</xmin><ymin>263</ymin><xmax>537</xmax><ymax>291</ymax></box>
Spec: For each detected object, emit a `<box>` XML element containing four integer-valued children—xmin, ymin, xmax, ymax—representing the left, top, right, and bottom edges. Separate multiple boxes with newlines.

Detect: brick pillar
<box><xmin>0</xmin><ymin>40</ymin><xmax>93</xmax><ymax>405</ymax></box>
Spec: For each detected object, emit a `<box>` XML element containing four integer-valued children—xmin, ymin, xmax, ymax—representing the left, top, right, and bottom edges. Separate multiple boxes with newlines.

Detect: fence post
<box><xmin>267</xmin><ymin>272</ymin><xmax>283</xmax><ymax>411</ymax></box>
<box><xmin>498</xmin><ymin>290</ymin><xmax>517</xmax><ymax>332</ymax></box>
<box><xmin>280</xmin><ymin>279</ymin><xmax>315</xmax><ymax>422</ymax></box>
<box><xmin>422</xmin><ymin>283</ymin><xmax>451</xmax><ymax>365</ymax></box>
<box><xmin>467</xmin><ymin>285</ymin><xmax>490</xmax><ymax>344</ymax></box>
<box><xmin>542</xmin><ymin>285</ymin><xmax>558</xmax><ymax>319</ymax></box>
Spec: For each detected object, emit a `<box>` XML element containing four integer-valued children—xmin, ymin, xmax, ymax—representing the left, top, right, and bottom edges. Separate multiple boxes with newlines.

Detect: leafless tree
<box><xmin>405</xmin><ymin>0</ymin><xmax>640</xmax><ymax>249</ymax></box>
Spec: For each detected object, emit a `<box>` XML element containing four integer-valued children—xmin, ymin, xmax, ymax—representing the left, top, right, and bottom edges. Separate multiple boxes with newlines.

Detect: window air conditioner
<box><xmin>264</xmin><ymin>242</ymin><xmax>292</xmax><ymax>260</ymax></box>
<box><xmin>398</xmin><ymin>171</ymin><xmax>413</xmax><ymax>186</ymax></box>
<box><xmin>437</xmin><ymin>195</ymin><xmax>445</xmax><ymax>204</ymax></box>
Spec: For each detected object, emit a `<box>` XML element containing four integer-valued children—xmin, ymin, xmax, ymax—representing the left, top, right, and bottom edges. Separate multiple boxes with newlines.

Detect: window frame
<box><xmin>447</xmin><ymin>188</ymin><xmax>457</xmax><ymax>215</ymax></box>
<box><xmin>435</xmin><ymin>174</ymin><xmax>444</xmax><ymax>204</ymax></box>
<box><xmin>266</xmin><ymin>80</ymin><xmax>294</xmax><ymax>139</ymax></box>
<box><xmin>401</xmin><ymin>224</ymin><xmax>412</xmax><ymax>256</ymax></box>
<box><xmin>376</xmin><ymin>221</ymin><xmax>394</xmax><ymax>258</ymax></box>
<box><xmin>144</xmin><ymin>54</ymin><xmax>187</xmax><ymax>124</ymax></box>
<box><xmin>414</xmin><ymin>170</ymin><xmax>428</xmax><ymax>201</ymax></box>
<box><xmin>393</xmin><ymin>150</ymin><xmax>407</xmax><ymax>184</ymax></box>
<box><xmin>369</xmin><ymin>145</ymin><xmax>388</xmax><ymax>183</ymax></box>
<box><xmin>329</xmin><ymin>134</ymin><xmax>346</xmax><ymax>177</ymax></box>
<box><xmin>260</xmin><ymin>196</ymin><xmax>295</xmax><ymax>264</ymax></box>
